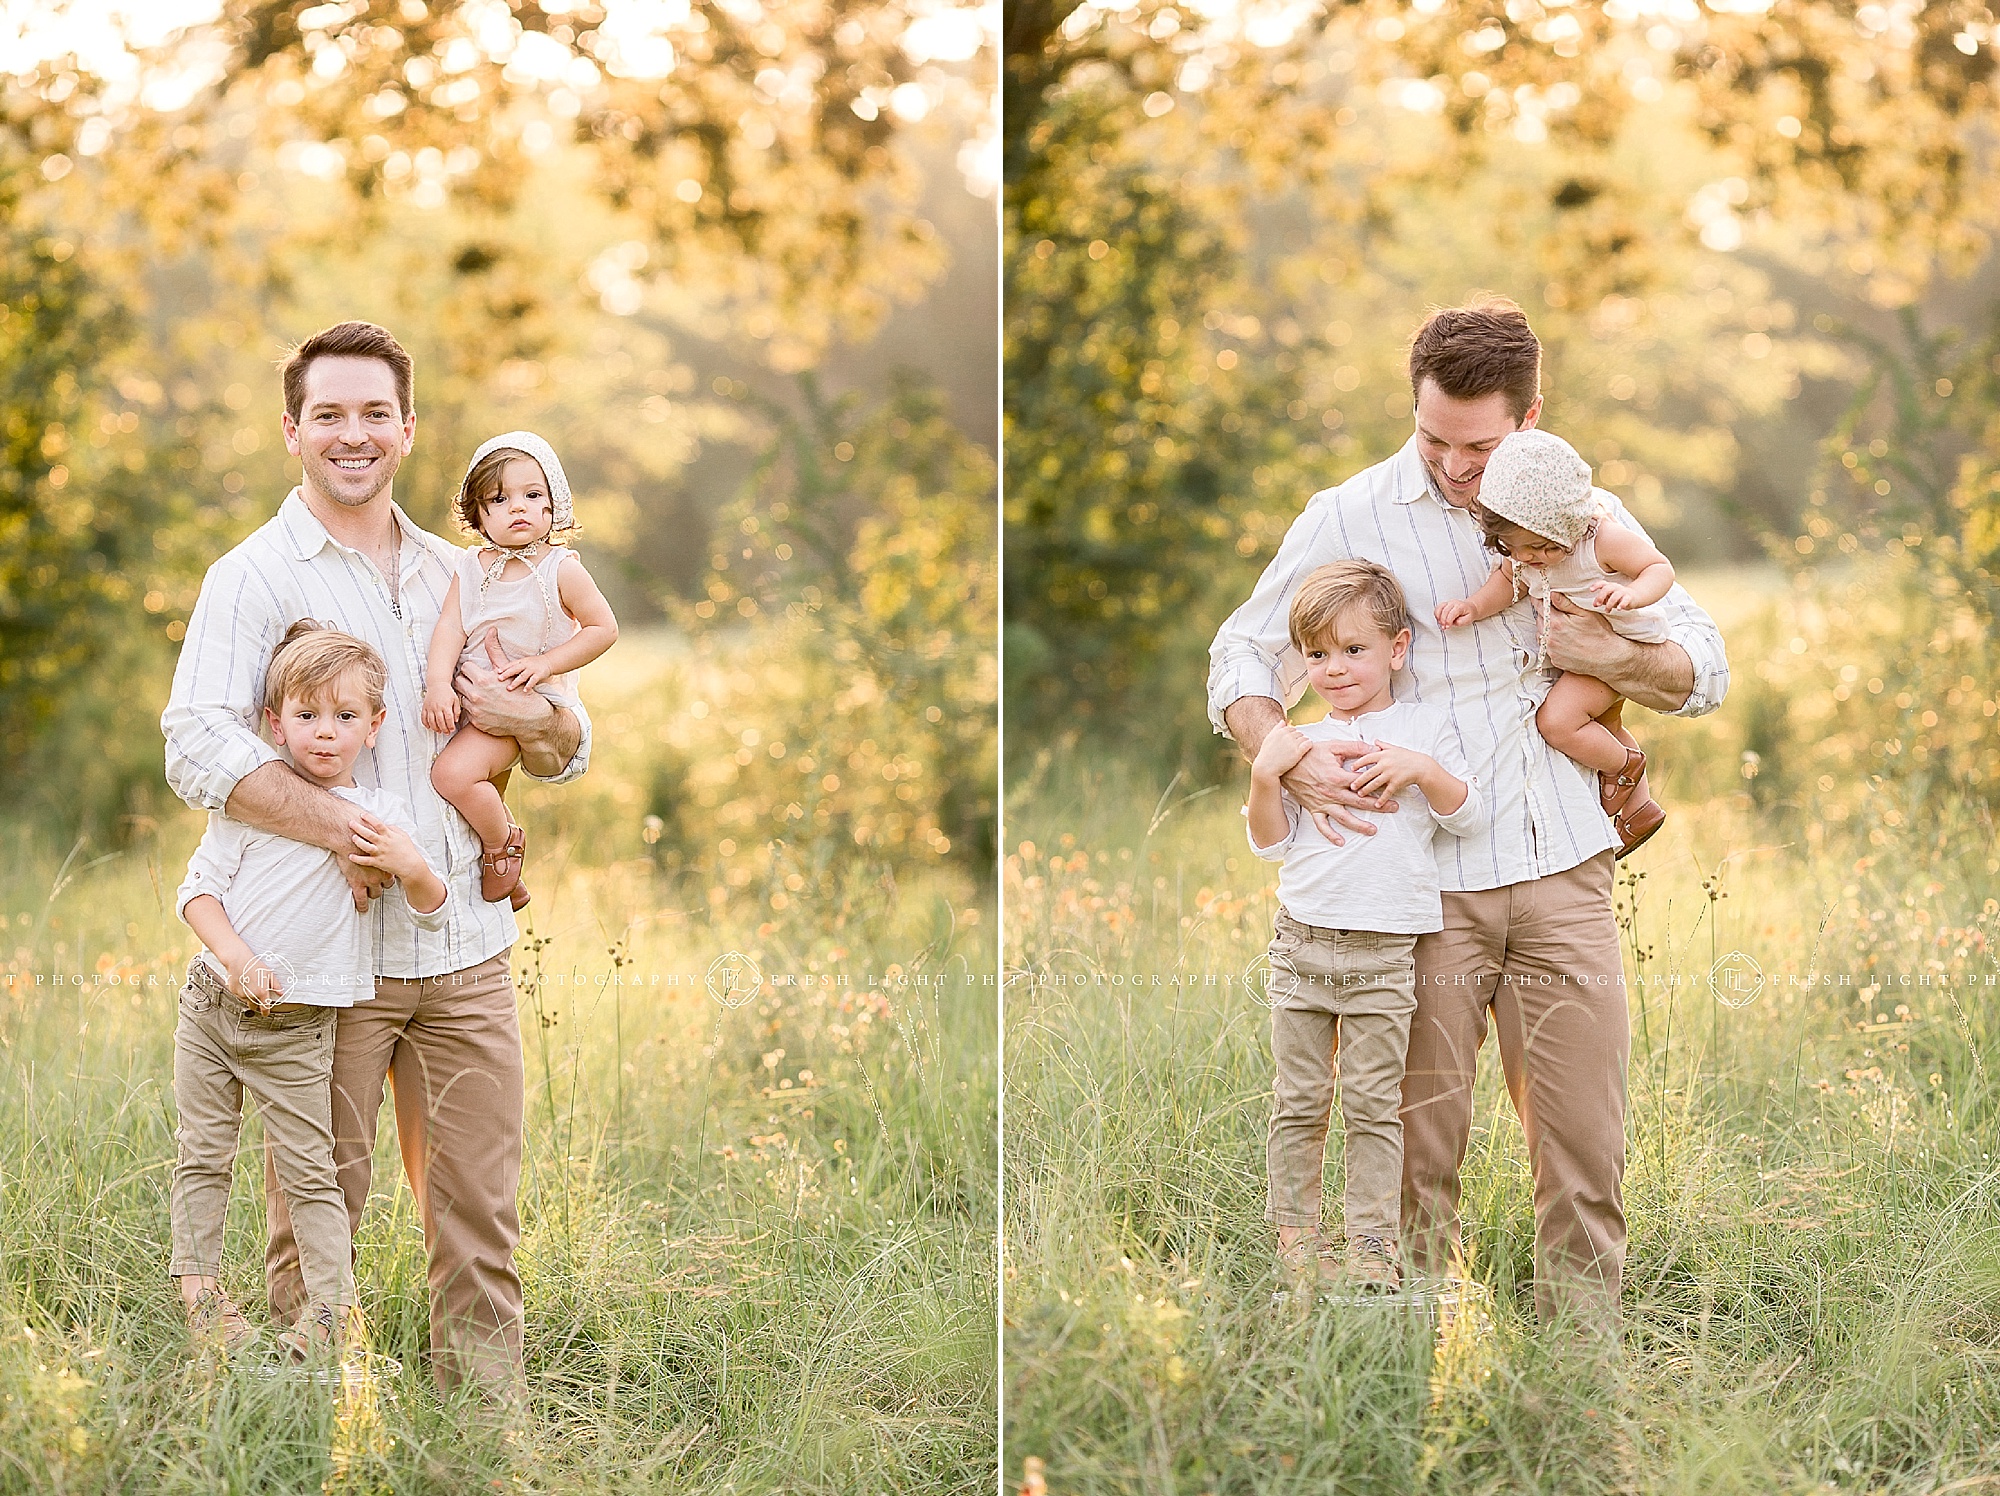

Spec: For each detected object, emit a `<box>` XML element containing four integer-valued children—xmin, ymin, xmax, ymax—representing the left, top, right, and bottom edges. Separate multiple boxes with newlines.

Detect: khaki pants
<box><xmin>1401</xmin><ymin>851</ymin><xmax>1628</xmax><ymax>1329</ymax></box>
<box><xmin>170</xmin><ymin>983</ymin><xmax>353</xmax><ymax>1310</ymax></box>
<box><xmin>1265</xmin><ymin>913</ymin><xmax>1418</xmax><ymax>1241</ymax></box>
<box><xmin>265</xmin><ymin>952</ymin><xmax>524</xmax><ymax>1393</ymax></box>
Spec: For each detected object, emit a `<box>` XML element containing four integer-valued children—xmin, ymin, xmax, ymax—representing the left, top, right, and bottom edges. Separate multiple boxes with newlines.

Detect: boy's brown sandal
<box><xmin>1276</xmin><ymin>1231</ymin><xmax>1343</xmax><ymax>1288</ymax></box>
<box><xmin>1598</xmin><ymin>747</ymin><xmax>1647</xmax><ymax>818</ymax></box>
<box><xmin>276</xmin><ymin>1302</ymin><xmax>364</xmax><ymax>1364</ymax></box>
<box><xmin>1345</xmin><ymin>1236</ymin><xmax>1403</xmax><ymax>1294</ymax></box>
<box><xmin>480</xmin><ymin>823</ymin><xmax>528</xmax><ymax>906</ymax></box>
<box><xmin>186</xmin><ymin>1286</ymin><xmax>258</xmax><ymax>1353</ymax></box>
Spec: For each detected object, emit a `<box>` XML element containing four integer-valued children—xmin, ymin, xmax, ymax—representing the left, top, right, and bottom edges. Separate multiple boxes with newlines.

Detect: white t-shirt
<box><xmin>1246</xmin><ymin>701</ymin><xmax>1486</xmax><ymax>935</ymax></box>
<box><xmin>175</xmin><ymin>785</ymin><xmax>449</xmax><ymax>1007</ymax></box>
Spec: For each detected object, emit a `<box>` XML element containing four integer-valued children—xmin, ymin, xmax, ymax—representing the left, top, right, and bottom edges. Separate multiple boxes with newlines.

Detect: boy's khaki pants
<box><xmin>170</xmin><ymin>983</ymin><xmax>354</xmax><ymax>1310</ymax></box>
<box><xmin>265</xmin><ymin>952</ymin><xmax>524</xmax><ymax>1395</ymax></box>
<box><xmin>1401</xmin><ymin>851</ymin><xmax>1628</xmax><ymax>1332</ymax></box>
<box><xmin>1265</xmin><ymin>913</ymin><xmax>1418</xmax><ymax>1242</ymax></box>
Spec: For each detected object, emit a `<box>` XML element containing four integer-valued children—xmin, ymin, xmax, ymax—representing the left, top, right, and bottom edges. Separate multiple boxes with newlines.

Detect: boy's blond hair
<box><xmin>263</xmin><ymin>619</ymin><xmax>388</xmax><ymax>715</ymax></box>
<box><xmin>1288</xmin><ymin>560</ymin><xmax>1413</xmax><ymax>650</ymax></box>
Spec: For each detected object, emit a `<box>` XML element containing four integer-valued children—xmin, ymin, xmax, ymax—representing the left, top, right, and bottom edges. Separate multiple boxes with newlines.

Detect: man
<box><xmin>161</xmin><ymin>320</ymin><xmax>590</xmax><ymax>1395</ymax></box>
<box><xmin>1208</xmin><ymin>296</ymin><xmax>1728</xmax><ymax>1331</ymax></box>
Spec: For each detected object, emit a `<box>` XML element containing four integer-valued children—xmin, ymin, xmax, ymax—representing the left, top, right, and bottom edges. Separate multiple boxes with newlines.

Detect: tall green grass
<box><xmin>1004</xmin><ymin>748</ymin><xmax>2000</xmax><ymax>1494</ymax></box>
<box><xmin>0</xmin><ymin>629</ymin><xmax>996</xmax><ymax>1494</ymax></box>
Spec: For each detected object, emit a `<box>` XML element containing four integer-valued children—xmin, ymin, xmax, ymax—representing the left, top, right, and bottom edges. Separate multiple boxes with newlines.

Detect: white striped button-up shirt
<box><xmin>162</xmin><ymin>489</ymin><xmax>592</xmax><ymax>978</ymax></box>
<box><xmin>1208</xmin><ymin>438</ymin><xmax>1729</xmax><ymax>892</ymax></box>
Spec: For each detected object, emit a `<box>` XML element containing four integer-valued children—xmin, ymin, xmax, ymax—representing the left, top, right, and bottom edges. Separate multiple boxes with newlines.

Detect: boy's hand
<box><xmin>1592</xmin><ymin>580</ymin><xmax>1638</xmax><ymax>611</ymax></box>
<box><xmin>1435</xmin><ymin>599</ymin><xmax>1476</xmax><ymax>629</ymax></box>
<box><xmin>1253</xmin><ymin>724</ymin><xmax>1315</xmax><ymax>780</ymax></box>
<box><xmin>348</xmin><ymin>813</ymin><xmax>430</xmax><ymax>884</ymax></box>
<box><xmin>229</xmin><ymin>952</ymin><xmax>287</xmax><ymax>1014</ymax></box>
<box><xmin>495</xmin><ymin>653</ymin><xmax>552</xmax><ymax>692</ymax></box>
<box><xmin>1345</xmin><ymin>742</ymin><xmax>1436</xmax><ymax>802</ymax></box>
<box><xmin>421</xmin><ymin>683</ymin><xmax>460</xmax><ymax>734</ymax></box>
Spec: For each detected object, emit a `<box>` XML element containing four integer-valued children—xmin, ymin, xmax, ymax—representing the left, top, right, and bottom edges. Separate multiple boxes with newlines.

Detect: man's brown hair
<box><xmin>263</xmin><ymin>619</ymin><xmax>388</xmax><ymax>716</ymax></box>
<box><xmin>1289</xmin><ymin>560</ymin><xmax>1413</xmax><ymax>651</ymax></box>
<box><xmin>281</xmin><ymin>321</ymin><xmax>414</xmax><ymax>421</ymax></box>
<box><xmin>1407</xmin><ymin>294</ymin><xmax>1541</xmax><ymax>420</ymax></box>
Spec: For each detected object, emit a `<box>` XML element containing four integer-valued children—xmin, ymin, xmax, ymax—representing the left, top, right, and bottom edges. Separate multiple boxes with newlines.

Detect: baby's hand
<box><xmin>1345</xmin><ymin>742</ymin><xmax>1432</xmax><ymax>802</ymax></box>
<box><xmin>1592</xmin><ymin>580</ymin><xmax>1639</xmax><ymax>610</ymax></box>
<box><xmin>495</xmin><ymin>653</ymin><xmax>552</xmax><ymax>692</ymax></box>
<box><xmin>422</xmin><ymin>684</ymin><xmax>460</xmax><ymax>734</ymax></box>
<box><xmin>1254</xmin><ymin>724</ymin><xmax>1315</xmax><ymax>780</ymax></box>
<box><xmin>230</xmin><ymin>952</ymin><xmax>287</xmax><ymax>1014</ymax></box>
<box><xmin>348</xmin><ymin>814</ymin><xmax>430</xmax><ymax>885</ymax></box>
<box><xmin>1436</xmin><ymin>599</ymin><xmax>1476</xmax><ymax>629</ymax></box>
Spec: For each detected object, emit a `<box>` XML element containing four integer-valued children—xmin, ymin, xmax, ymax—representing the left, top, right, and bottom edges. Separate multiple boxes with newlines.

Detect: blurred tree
<box><xmin>1004</xmin><ymin>0</ymin><xmax>2000</xmax><ymax>773</ymax></box>
<box><xmin>0</xmin><ymin>0</ymin><xmax>993</xmax><ymax>836</ymax></box>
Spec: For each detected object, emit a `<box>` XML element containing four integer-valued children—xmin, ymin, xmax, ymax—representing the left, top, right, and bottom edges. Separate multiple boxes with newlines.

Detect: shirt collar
<box><xmin>278</xmin><ymin>487</ymin><xmax>430</xmax><ymax>568</ymax></box>
<box><xmin>1391</xmin><ymin>436</ymin><xmax>1439</xmax><ymax>506</ymax></box>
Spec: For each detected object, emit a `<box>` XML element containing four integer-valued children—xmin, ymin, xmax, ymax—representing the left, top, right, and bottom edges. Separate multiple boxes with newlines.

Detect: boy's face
<box><xmin>1299</xmin><ymin>608</ymin><xmax>1409</xmax><ymax>718</ymax></box>
<box><xmin>265</xmin><ymin>671</ymin><xmax>386</xmax><ymax>786</ymax></box>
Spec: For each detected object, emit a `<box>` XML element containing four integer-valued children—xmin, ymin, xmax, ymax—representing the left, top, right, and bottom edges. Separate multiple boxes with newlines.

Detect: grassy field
<box><xmin>0</xmin><ymin>629</ymin><xmax>997</xmax><ymax>1494</ymax></box>
<box><xmin>1004</xmin><ymin>690</ymin><xmax>2000</xmax><ymax>1491</ymax></box>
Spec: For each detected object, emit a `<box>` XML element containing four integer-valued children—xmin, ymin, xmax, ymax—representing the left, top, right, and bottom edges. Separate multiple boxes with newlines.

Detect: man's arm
<box><xmin>455</xmin><ymin>628</ymin><xmax>588</xmax><ymax>780</ymax></box>
<box><xmin>1224</xmin><ymin>696</ymin><xmax>1392</xmax><ymax>844</ymax></box>
<box><xmin>1540</xmin><ymin>595</ymin><xmax>1695</xmax><ymax>713</ymax></box>
<box><xmin>224</xmin><ymin>765</ymin><xmax>393</xmax><ymax>908</ymax></box>
<box><xmin>1573</xmin><ymin>490</ymin><xmax>1730</xmax><ymax>717</ymax></box>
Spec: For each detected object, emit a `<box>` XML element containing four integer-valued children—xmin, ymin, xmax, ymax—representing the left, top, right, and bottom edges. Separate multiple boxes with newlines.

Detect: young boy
<box><xmin>171</xmin><ymin>621</ymin><xmax>448</xmax><ymax>1359</ymax></box>
<box><xmin>1246</xmin><ymin>560</ymin><xmax>1484</xmax><ymax>1293</ymax></box>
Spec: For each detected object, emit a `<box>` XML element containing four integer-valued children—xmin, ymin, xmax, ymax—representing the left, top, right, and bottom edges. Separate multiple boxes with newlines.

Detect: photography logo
<box><xmin>706</xmin><ymin>951</ymin><xmax>764</xmax><ymax>1009</ymax></box>
<box><xmin>1708</xmin><ymin>950</ymin><xmax>1764</xmax><ymax>1009</ymax></box>
<box><xmin>1242</xmin><ymin>953</ymin><xmax>1277</xmax><ymax>1009</ymax></box>
<box><xmin>255</xmin><ymin>951</ymin><xmax>297</xmax><ymax>999</ymax></box>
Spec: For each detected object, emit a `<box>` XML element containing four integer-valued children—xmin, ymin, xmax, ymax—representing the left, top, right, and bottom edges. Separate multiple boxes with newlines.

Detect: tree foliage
<box><xmin>0</xmin><ymin>0</ymin><xmax>993</xmax><ymax>837</ymax></box>
<box><xmin>1004</xmin><ymin>0</ymin><xmax>2000</xmax><ymax>774</ymax></box>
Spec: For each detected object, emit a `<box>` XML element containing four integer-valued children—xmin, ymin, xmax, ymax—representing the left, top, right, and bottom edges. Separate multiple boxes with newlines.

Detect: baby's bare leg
<box><xmin>1536</xmin><ymin>672</ymin><xmax>1629</xmax><ymax>774</ymax></box>
<box><xmin>432</xmin><ymin>726</ymin><xmax>523</xmax><ymax>848</ymax></box>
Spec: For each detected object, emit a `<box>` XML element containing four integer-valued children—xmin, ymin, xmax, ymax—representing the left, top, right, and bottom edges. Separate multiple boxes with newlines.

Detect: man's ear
<box><xmin>365</xmin><ymin>707</ymin><xmax>388</xmax><ymax>748</ymax></box>
<box><xmin>1519</xmin><ymin>395</ymin><xmax>1544</xmax><ymax>431</ymax></box>
<box><xmin>280</xmin><ymin>412</ymin><xmax>301</xmax><ymax>456</ymax></box>
<box><xmin>400</xmin><ymin>410</ymin><xmax>416</xmax><ymax>455</ymax></box>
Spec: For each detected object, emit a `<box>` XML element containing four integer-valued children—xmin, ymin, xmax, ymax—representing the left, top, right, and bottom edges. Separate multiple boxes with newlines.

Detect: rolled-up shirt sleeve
<box><xmin>519</xmin><ymin>698</ymin><xmax>591</xmax><ymax>785</ymax></box>
<box><xmin>161</xmin><ymin>556</ymin><xmax>285</xmax><ymax>812</ymax></box>
<box><xmin>1427</xmin><ymin>722</ymin><xmax>1487</xmax><ymax>837</ymax></box>
<box><xmin>1666</xmin><ymin>609</ymin><xmax>1730</xmax><ymax>719</ymax></box>
<box><xmin>1244</xmin><ymin>800</ymin><xmax>1299</xmax><ymax>861</ymax></box>
<box><xmin>1598</xmin><ymin>492</ymin><xmax>1729</xmax><ymax>720</ymax></box>
<box><xmin>1208</xmin><ymin>491</ymin><xmax>1352</xmax><ymax>738</ymax></box>
<box><xmin>175</xmin><ymin>813</ymin><xmax>246</xmax><ymax>922</ymax></box>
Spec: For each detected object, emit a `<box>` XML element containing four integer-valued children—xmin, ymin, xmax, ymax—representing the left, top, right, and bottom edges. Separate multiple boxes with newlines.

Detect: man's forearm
<box><xmin>516</xmin><ymin>703</ymin><xmax>582</xmax><ymax>778</ymax></box>
<box><xmin>1599</xmin><ymin>638</ymin><xmax>1694</xmax><ymax>714</ymax></box>
<box><xmin>1222</xmin><ymin>696</ymin><xmax>1285</xmax><ymax>762</ymax></box>
<box><xmin>223</xmin><ymin>762</ymin><xmax>355</xmax><ymax>852</ymax></box>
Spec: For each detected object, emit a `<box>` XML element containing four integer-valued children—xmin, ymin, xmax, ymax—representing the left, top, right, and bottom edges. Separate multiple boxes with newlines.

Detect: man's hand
<box><xmin>454</xmin><ymin>629</ymin><xmax>578</xmax><ymax>776</ymax></box>
<box><xmin>335</xmin><ymin>831</ymin><xmax>396</xmax><ymax>913</ymax></box>
<box><xmin>1279</xmin><ymin>739</ymin><xmax>1398</xmax><ymax>847</ymax></box>
<box><xmin>1540</xmin><ymin>594</ymin><xmax>1694</xmax><ymax>712</ymax></box>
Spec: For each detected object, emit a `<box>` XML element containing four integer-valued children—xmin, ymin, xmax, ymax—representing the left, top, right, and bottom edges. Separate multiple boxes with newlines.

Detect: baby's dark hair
<box><xmin>1473</xmin><ymin>502</ymin><xmax>1562</xmax><ymax>556</ymax></box>
<box><xmin>1288</xmin><ymin>560</ymin><xmax>1413</xmax><ymax>650</ymax></box>
<box><xmin>454</xmin><ymin>447</ymin><xmax>577</xmax><ymax>540</ymax></box>
<box><xmin>264</xmin><ymin>619</ymin><xmax>387</xmax><ymax>715</ymax></box>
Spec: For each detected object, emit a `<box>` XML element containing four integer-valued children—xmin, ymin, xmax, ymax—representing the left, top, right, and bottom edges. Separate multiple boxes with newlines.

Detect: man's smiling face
<box><xmin>1413</xmin><ymin>378</ymin><xmax>1540</xmax><ymax>509</ymax></box>
<box><xmin>282</xmin><ymin>355</ymin><xmax>416</xmax><ymax>510</ymax></box>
